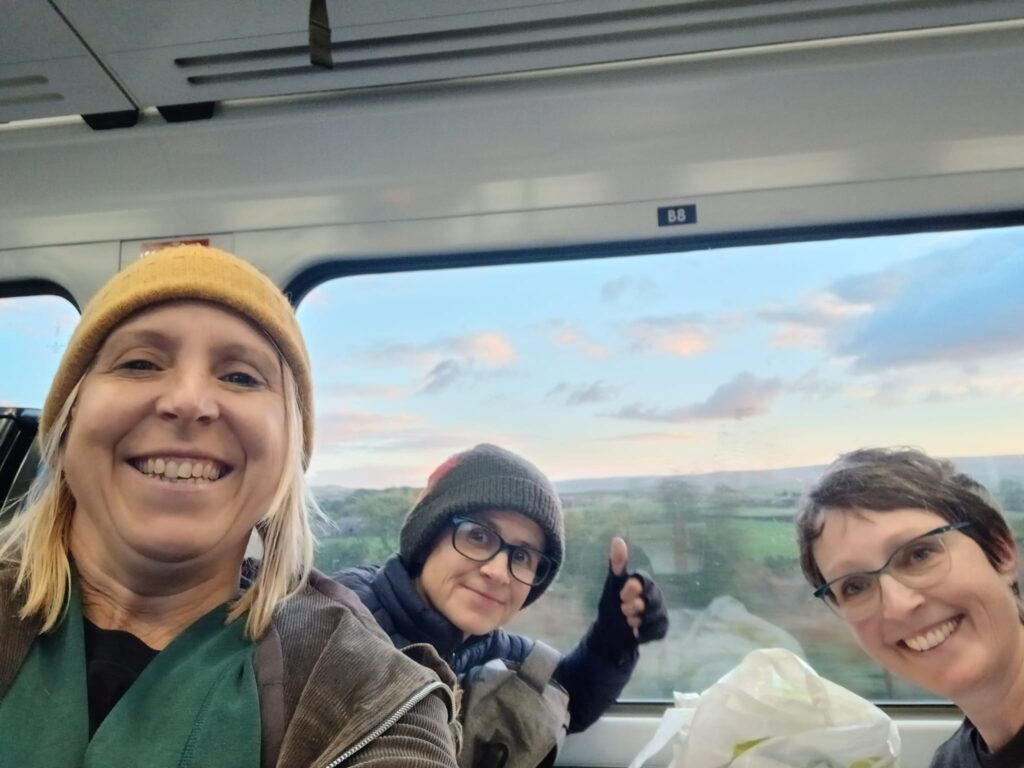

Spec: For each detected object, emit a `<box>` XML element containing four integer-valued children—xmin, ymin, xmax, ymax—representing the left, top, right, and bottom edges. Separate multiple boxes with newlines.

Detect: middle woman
<box><xmin>334</xmin><ymin>443</ymin><xmax>668</xmax><ymax>749</ymax></box>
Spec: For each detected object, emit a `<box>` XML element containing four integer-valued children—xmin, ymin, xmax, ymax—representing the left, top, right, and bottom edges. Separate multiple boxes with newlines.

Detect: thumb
<box><xmin>609</xmin><ymin>536</ymin><xmax>629</xmax><ymax>576</ymax></box>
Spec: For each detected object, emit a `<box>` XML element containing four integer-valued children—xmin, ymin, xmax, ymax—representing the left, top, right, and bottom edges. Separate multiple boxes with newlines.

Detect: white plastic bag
<box><xmin>629</xmin><ymin>648</ymin><xmax>900</xmax><ymax>768</ymax></box>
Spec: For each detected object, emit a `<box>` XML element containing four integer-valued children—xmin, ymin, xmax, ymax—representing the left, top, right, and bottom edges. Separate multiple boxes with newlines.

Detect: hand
<box><xmin>610</xmin><ymin>537</ymin><xmax>646</xmax><ymax>640</ymax></box>
<box><xmin>596</xmin><ymin>537</ymin><xmax>669</xmax><ymax>652</ymax></box>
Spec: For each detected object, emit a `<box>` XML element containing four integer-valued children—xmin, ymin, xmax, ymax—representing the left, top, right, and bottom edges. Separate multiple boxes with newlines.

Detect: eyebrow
<box><xmin>822</xmin><ymin>527</ymin><xmax>940</xmax><ymax>578</ymax></box>
<box><xmin>102</xmin><ymin>330</ymin><xmax>280</xmax><ymax>374</ymax></box>
<box><xmin>103</xmin><ymin>327</ymin><xmax>171</xmax><ymax>350</ymax></box>
<box><xmin>474</xmin><ymin>516</ymin><xmax>545</xmax><ymax>550</ymax></box>
<box><xmin>215</xmin><ymin>342</ymin><xmax>280</xmax><ymax>373</ymax></box>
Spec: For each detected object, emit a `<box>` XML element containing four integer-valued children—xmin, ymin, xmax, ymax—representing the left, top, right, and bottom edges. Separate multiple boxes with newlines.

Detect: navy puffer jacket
<box><xmin>334</xmin><ymin>555</ymin><xmax>636</xmax><ymax>734</ymax></box>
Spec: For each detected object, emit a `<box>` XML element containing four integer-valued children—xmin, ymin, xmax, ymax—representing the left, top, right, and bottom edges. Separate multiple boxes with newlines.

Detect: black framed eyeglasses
<box><xmin>450</xmin><ymin>516</ymin><xmax>554</xmax><ymax>587</ymax></box>
<box><xmin>813</xmin><ymin>521</ymin><xmax>971</xmax><ymax>621</ymax></box>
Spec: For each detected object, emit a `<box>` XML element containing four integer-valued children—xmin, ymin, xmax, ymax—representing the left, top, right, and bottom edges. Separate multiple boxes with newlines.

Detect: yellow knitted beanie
<box><xmin>40</xmin><ymin>244</ymin><xmax>314</xmax><ymax>464</ymax></box>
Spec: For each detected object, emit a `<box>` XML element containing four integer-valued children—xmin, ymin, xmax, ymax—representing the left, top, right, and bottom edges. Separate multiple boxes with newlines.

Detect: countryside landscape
<box><xmin>313</xmin><ymin>454</ymin><xmax>1024</xmax><ymax>702</ymax></box>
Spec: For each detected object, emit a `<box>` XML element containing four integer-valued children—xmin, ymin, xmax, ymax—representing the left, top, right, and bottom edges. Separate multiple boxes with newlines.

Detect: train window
<box><xmin>0</xmin><ymin>294</ymin><xmax>78</xmax><ymax>408</ymax></box>
<box><xmin>297</xmin><ymin>222</ymin><xmax>1024</xmax><ymax>703</ymax></box>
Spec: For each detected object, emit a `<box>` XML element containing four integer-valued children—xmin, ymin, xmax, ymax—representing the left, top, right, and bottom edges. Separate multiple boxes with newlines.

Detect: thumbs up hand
<box><xmin>594</xmin><ymin>537</ymin><xmax>669</xmax><ymax>659</ymax></box>
<box><xmin>610</xmin><ymin>537</ymin><xmax>646</xmax><ymax>639</ymax></box>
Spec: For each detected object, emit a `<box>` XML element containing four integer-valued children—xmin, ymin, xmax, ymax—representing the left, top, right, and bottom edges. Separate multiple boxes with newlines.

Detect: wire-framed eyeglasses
<box><xmin>450</xmin><ymin>516</ymin><xmax>554</xmax><ymax>587</ymax></box>
<box><xmin>813</xmin><ymin>522</ymin><xmax>971</xmax><ymax>621</ymax></box>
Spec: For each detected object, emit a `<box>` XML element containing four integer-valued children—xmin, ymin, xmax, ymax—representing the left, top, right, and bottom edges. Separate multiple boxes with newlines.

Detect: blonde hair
<box><xmin>0</xmin><ymin>359</ymin><xmax>318</xmax><ymax>640</ymax></box>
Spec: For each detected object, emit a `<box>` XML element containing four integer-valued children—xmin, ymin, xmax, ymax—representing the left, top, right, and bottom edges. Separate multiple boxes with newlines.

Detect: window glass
<box><xmin>297</xmin><ymin>225</ymin><xmax>1024</xmax><ymax>702</ymax></box>
<box><xmin>0</xmin><ymin>294</ymin><xmax>78</xmax><ymax>408</ymax></box>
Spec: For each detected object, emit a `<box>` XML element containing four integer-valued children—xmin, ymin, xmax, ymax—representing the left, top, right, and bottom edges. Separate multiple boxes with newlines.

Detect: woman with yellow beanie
<box><xmin>0</xmin><ymin>245</ymin><xmax>458</xmax><ymax>768</ymax></box>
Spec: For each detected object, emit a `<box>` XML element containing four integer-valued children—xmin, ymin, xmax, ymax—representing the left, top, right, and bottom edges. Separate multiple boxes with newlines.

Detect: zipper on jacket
<box><xmin>322</xmin><ymin>680</ymin><xmax>452</xmax><ymax>768</ymax></box>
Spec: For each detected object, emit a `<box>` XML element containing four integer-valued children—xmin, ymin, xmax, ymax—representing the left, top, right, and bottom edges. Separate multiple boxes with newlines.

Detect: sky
<box><xmin>4</xmin><ymin>224</ymin><xmax>1023</xmax><ymax>489</ymax></box>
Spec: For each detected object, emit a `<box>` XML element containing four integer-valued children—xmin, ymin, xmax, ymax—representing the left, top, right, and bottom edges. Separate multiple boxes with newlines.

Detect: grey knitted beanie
<box><xmin>399</xmin><ymin>443</ymin><xmax>565</xmax><ymax>605</ymax></box>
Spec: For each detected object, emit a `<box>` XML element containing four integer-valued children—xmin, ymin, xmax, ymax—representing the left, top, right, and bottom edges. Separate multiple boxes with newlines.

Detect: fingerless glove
<box><xmin>590</xmin><ymin>567</ymin><xmax>669</xmax><ymax>662</ymax></box>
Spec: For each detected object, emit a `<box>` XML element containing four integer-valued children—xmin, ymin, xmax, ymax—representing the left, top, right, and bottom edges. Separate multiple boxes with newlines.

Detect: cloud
<box><xmin>309</xmin><ymin>464</ymin><xmax>418</xmax><ymax>489</ymax></box>
<box><xmin>838</xmin><ymin>250</ymin><xmax>1024</xmax><ymax>370</ymax></box>
<box><xmin>547</xmin><ymin>380</ymin><xmax>617</xmax><ymax>406</ymax></box>
<box><xmin>550</xmin><ymin>327</ymin><xmax>579</xmax><ymax>346</ymax></box>
<box><xmin>829</xmin><ymin>270</ymin><xmax>906</xmax><ymax>303</ymax></box>
<box><xmin>759</xmin><ymin>291</ymin><xmax>874</xmax><ymax>349</ymax></box>
<box><xmin>674</xmin><ymin>372</ymin><xmax>785</xmax><ymax>419</ymax></box>
<box><xmin>789</xmin><ymin>369</ymin><xmax>839</xmax><ymax>399</ymax></box>
<box><xmin>542</xmin><ymin>320</ymin><xmax>611</xmax><ymax>359</ymax></box>
<box><xmin>420</xmin><ymin>359</ymin><xmax>463</xmax><ymax>394</ymax></box>
<box><xmin>324</xmin><ymin>383</ymin><xmax>406</xmax><ymax>399</ymax></box>
<box><xmin>455</xmin><ymin>331</ymin><xmax>516</xmax><ymax>365</ymax></box>
<box><xmin>360</xmin><ymin>331</ymin><xmax>518</xmax><ymax>369</ymax></box>
<box><xmin>357</xmin><ymin>330</ymin><xmax>519</xmax><ymax>394</ymax></box>
<box><xmin>843</xmin><ymin>382</ymin><xmax>905</xmax><ymax>407</ymax></box>
<box><xmin>606</xmin><ymin>372</ymin><xmax>784</xmax><ymax>422</ymax></box>
<box><xmin>754</xmin><ymin>234</ymin><xmax>1024</xmax><ymax>368</ymax></box>
<box><xmin>309</xmin><ymin>434</ymin><xmax>474</xmax><ymax>487</ymax></box>
<box><xmin>315</xmin><ymin>409</ymin><xmax>425</xmax><ymax>447</ymax></box>
<box><xmin>921</xmin><ymin>371</ymin><xmax>1024</xmax><ymax>402</ymax></box>
<box><xmin>598</xmin><ymin>431</ymin><xmax>699</xmax><ymax>443</ymax></box>
<box><xmin>624</xmin><ymin>314</ymin><xmax>711</xmax><ymax>357</ymax></box>
<box><xmin>361</xmin><ymin>343</ymin><xmax>438</xmax><ymax>369</ymax></box>
<box><xmin>844</xmin><ymin>368</ymin><xmax>1024</xmax><ymax>407</ymax></box>
<box><xmin>314</xmin><ymin>410</ymin><xmax>471</xmax><ymax>457</ymax></box>
<box><xmin>759</xmin><ymin>291</ymin><xmax>873</xmax><ymax>328</ymax></box>
<box><xmin>601</xmin><ymin>276</ymin><xmax>659</xmax><ymax>303</ymax></box>
<box><xmin>770</xmin><ymin>326</ymin><xmax>828</xmax><ymax>349</ymax></box>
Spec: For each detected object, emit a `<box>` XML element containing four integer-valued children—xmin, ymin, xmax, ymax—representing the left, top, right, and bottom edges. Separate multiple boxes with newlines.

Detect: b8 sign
<box><xmin>656</xmin><ymin>204</ymin><xmax>697</xmax><ymax>227</ymax></box>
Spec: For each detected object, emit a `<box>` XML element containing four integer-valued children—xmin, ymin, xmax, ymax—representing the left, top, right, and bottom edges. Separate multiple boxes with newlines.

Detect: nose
<box><xmin>478</xmin><ymin>550</ymin><xmax>512</xmax><ymax>584</ymax></box>
<box><xmin>878</xmin><ymin>573</ymin><xmax>925</xmax><ymax>619</ymax></box>
<box><xmin>156</xmin><ymin>366</ymin><xmax>219</xmax><ymax>424</ymax></box>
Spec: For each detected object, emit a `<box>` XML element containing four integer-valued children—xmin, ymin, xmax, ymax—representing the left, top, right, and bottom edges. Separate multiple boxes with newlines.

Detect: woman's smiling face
<box><xmin>416</xmin><ymin>509</ymin><xmax>544</xmax><ymax>637</ymax></box>
<box><xmin>813</xmin><ymin>507</ymin><xmax>1024</xmax><ymax>704</ymax></box>
<box><xmin>64</xmin><ymin>300</ymin><xmax>287</xmax><ymax>581</ymax></box>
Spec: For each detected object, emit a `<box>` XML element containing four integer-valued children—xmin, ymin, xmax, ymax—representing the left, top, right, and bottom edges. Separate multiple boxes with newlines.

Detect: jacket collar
<box><xmin>377</xmin><ymin>555</ymin><xmax>466</xmax><ymax>659</ymax></box>
<box><xmin>266</xmin><ymin>568</ymin><xmax>456</xmax><ymax>768</ymax></box>
<box><xmin>0</xmin><ymin>564</ymin><xmax>41</xmax><ymax>702</ymax></box>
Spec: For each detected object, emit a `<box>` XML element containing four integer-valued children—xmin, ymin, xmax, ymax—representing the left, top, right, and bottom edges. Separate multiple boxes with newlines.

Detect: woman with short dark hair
<box><xmin>796</xmin><ymin>447</ymin><xmax>1024</xmax><ymax>767</ymax></box>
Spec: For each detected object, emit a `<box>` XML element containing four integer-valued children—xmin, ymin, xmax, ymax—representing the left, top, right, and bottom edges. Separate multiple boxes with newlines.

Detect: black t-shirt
<box><xmin>975</xmin><ymin>720</ymin><xmax>1024</xmax><ymax>768</ymax></box>
<box><xmin>83</xmin><ymin>618</ymin><xmax>158</xmax><ymax>736</ymax></box>
<box><xmin>931</xmin><ymin>718</ymin><xmax>1024</xmax><ymax>768</ymax></box>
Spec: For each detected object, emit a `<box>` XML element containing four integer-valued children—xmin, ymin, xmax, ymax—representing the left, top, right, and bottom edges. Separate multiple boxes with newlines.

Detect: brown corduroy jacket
<box><xmin>0</xmin><ymin>565</ymin><xmax>459</xmax><ymax>768</ymax></box>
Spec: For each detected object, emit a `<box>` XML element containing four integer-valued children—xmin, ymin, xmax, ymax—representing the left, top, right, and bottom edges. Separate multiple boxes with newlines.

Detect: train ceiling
<box><xmin>2</xmin><ymin>0</ymin><xmax>1022</xmax><ymax>128</ymax></box>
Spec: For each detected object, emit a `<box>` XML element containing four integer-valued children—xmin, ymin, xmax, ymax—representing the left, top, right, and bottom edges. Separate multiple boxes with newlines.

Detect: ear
<box><xmin>995</xmin><ymin>535</ymin><xmax>1019</xmax><ymax>584</ymax></box>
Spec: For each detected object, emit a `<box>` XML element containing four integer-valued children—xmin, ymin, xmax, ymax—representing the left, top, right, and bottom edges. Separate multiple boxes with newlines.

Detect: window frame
<box><xmin>285</xmin><ymin>209</ymin><xmax>1024</xmax><ymax>302</ymax></box>
<box><xmin>286</xmin><ymin>208</ymin><xmax>1024</xmax><ymax>712</ymax></box>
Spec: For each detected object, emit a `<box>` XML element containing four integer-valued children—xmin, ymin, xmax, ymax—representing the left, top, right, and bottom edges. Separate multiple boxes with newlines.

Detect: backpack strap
<box><xmin>517</xmin><ymin>640</ymin><xmax>562</xmax><ymax>694</ymax></box>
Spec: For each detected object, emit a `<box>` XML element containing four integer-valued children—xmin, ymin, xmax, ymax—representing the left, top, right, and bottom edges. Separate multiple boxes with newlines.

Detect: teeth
<box><xmin>905</xmin><ymin>618</ymin><xmax>959</xmax><ymax>652</ymax></box>
<box><xmin>135</xmin><ymin>458</ymin><xmax>223</xmax><ymax>482</ymax></box>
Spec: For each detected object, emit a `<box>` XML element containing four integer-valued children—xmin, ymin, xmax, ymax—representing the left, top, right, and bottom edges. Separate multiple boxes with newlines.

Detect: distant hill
<box><xmin>946</xmin><ymin>454</ymin><xmax>1024</xmax><ymax>490</ymax></box>
<box><xmin>553</xmin><ymin>454</ymin><xmax>1024</xmax><ymax>495</ymax></box>
<box><xmin>310</xmin><ymin>485</ymin><xmax>357</xmax><ymax>500</ymax></box>
<box><xmin>309</xmin><ymin>454</ymin><xmax>1024</xmax><ymax>497</ymax></box>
